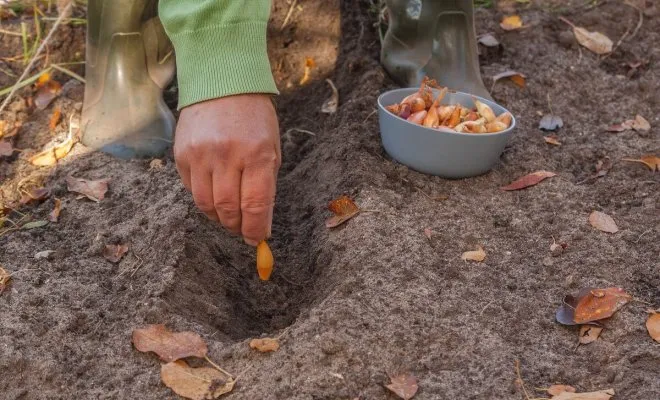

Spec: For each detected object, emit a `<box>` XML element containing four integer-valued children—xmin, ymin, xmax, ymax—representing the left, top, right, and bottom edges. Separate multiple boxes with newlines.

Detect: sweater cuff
<box><xmin>168</xmin><ymin>21</ymin><xmax>278</xmax><ymax>109</ymax></box>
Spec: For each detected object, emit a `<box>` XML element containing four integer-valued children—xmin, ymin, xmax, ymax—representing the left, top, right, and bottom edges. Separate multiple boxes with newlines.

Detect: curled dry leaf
<box><xmin>631</xmin><ymin>114</ymin><xmax>650</xmax><ymax>131</ymax></box>
<box><xmin>103</xmin><ymin>244</ymin><xmax>129</xmax><ymax>263</ymax></box>
<box><xmin>500</xmin><ymin>170</ymin><xmax>556</xmax><ymax>191</ymax></box>
<box><xmin>588</xmin><ymin>211</ymin><xmax>618</xmax><ymax>233</ymax></box>
<box><xmin>500</xmin><ymin>15</ymin><xmax>523</xmax><ymax>31</ymax></box>
<box><xmin>321</xmin><ymin>79</ymin><xmax>339</xmax><ymax>114</ymax></box>
<box><xmin>622</xmin><ymin>155</ymin><xmax>659</xmax><ymax>172</ymax></box>
<box><xmin>0</xmin><ymin>141</ymin><xmax>14</xmax><ymax>156</ymax></box>
<box><xmin>548</xmin><ymin>385</ymin><xmax>577</xmax><ymax>396</ymax></box>
<box><xmin>385</xmin><ymin>373</ymin><xmax>418</xmax><ymax>400</ymax></box>
<box><xmin>326</xmin><ymin>195</ymin><xmax>360</xmax><ymax>228</ymax></box>
<box><xmin>556</xmin><ymin>287</ymin><xmax>593</xmax><ymax>325</ymax></box>
<box><xmin>132</xmin><ymin>324</ymin><xmax>208</xmax><ymax>362</ymax></box>
<box><xmin>0</xmin><ymin>266</ymin><xmax>11</xmax><ymax>294</ymax></box>
<box><xmin>560</xmin><ymin>17</ymin><xmax>612</xmax><ymax>55</ymax></box>
<box><xmin>646</xmin><ymin>312</ymin><xmax>660</xmax><ymax>343</ymax></box>
<box><xmin>30</xmin><ymin>136</ymin><xmax>75</xmax><ymax>166</ymax></box>
<box><xmin>544</xmin><ymin>135</ymin><xmax>562</xmax><ymax>146</ymax></box>
<box><xmin>48</xmin><ymin>198</ymin><xmax>62</xmax><ymax>222</ymax></box>
<box><xmin>491</xmin><ymin>70</ymin><xmax>526</xmax><ymax>88</ymax></box>
<box><xmin>578</xmin><ymin>325</ymin><xmax>603</xmax><ymax>345</ymax></box>
<box><xmin>161</xmin><ymin>360</ymin><xmax>235</xmax><ymax>400</ymax></box>
<box><xmin>550</xmin><ymin>388</ymin><xmax>614</xmax><ymax>400</ymax></box>
<box><xmin>478</xmin><ymin>33</ymin><xmax>500</xmax><ymax>47</ymax></box>
<box><xmin>34</xmin><ymin>80</ymin><xmax>62</xmax><ymax>110</ymax></box>
<box><xmin>299</xmin><ymin>57</ymin><xmax>316</xmax><ymax>85</ymax></box>
<box><xmin>574</xmin><ymin>287</ymin><xmax>631</xmax><ymax>324</ymax></box>
<box><xmin>539</xmin><ymin>115</ymin><xmax>564</xmax><ymax>131</ymax></box>
<box><xmin>461</xmin><ymin>246</ymin><xmax>486</xmax><ymax>262</ymax></box>
<box><xmin>256</xmin><ymin>240</ymin><xmax>274</xmax><ymax>281</ymax></box>
<box><xmin>249</xmin><ymin>337</ymin><xmax>280</xmax><ymax>352</ymax></box>
<box><xmin>20</xmin><ymin>187</ymin><xmax>50</xmax><ymax>204</ymax></box>
<box><xmin>66</xmin><ymin>176</ymin><xmax>109</xmax><ymax>202</ymax></box>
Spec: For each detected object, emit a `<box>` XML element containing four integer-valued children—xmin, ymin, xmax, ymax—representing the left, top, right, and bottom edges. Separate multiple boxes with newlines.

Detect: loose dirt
<box><xmin>1</xmin><ymin>1</ymin><xmax>658</xmax><ymax>399</ymax></box>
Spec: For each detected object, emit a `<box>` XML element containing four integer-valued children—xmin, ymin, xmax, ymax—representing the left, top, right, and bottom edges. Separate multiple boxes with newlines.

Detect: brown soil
<box><xmin>1</xmin><ymin>1</ymin><xmax>659</xmax><ymax>399</ymax></box>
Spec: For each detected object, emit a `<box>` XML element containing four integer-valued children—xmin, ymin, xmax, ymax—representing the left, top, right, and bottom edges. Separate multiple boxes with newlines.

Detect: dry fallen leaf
<box><xmin>103</xmin><ymin>244</ymin><xmax>129</xmax><ymax>263</ymax></box>
<box><xmin>491</xmin><ymin>70</ymin><xmax>526</xmax><ymax>88</ymax></box>
<box><xmin>0</xmin><ymin>141</ymin><xmax>14</xmax><ymax>157</ymax></box>
<box><xmin>299</xmin><ymin>57</ymin><xmax>316</xmax><ymax>85</ymax></box>
<box><xmin>544</xmin><ymin>135</ymin><xmax>562</xmax><ymax>146</ymax></box>
<box><xmin>149</xmin><ymin>158</ymin><xmax>164</xmax><ymax>170</ymax></box>
<box><xmin>19</xmin><ymin>187</ymin><xmax>50</xmax><ymax>204</ymax></box>
<box><xmin>478</xmin><ymin>33</ymin><xmax>500</xmax><ymax>47</ymax></box>
<box><xmin>556</xmin><ymin>287</ymin><xmax>593</xmax><ymax>326</ymax></box>
<box><xmin>588</xmin><ymin>211</ymin><xmax>618</xmax><ymax>233</ymax></box>
<box><xmin>578</xmin><ymin>325</ymin><xmax>603</xmax><ymax>345</ymax></box>
<box><xmin>574</xmin><ymin>287</ymin><xmax>631</xmax><ymax>324</ymax></box>
<box><xmin>22</xmin><ymin>220</ymin><xmax>48</xmax><ymax>229</ymax></box>
<box><xmin>501</xmin><ymin>170</ymin><xmax>556</xmax><ymax>191</ymax></box>
<box><xmin>249</xmin><ymin>337</ymin><xmax>280</xmax><ymax>352</ymax></box>
<box><xmin>461</xmin><ymin>246</ymin><xmax>486</xmax><ymax>262</ymax></box>
<box><xmin>0</xmin><ymin>266</ymin><xmax>11</xmax><ymax>294</ymax></box>
<box><xmin>34</xmin><ymin>80</ymin><xmax>62</xmax><ymax>110</ymax></box>
<box><xmin>49</xmin><ymin>107</ymin><xmax>62</xmax><ymax>131</ymax></box>
<box><xmin>326</xmin><ymin>195</ymin><xmax>360</xmax><ymax>228</ymax></box>
<box><xmin>646</xmin><ymin>312</ymin><xmax>660</xmax><ymax>343</ymax></box>
<box><xmin>539</xmin><ymin>115</ymin><xmax>564</xmax><ymax>131</ymax></box>
<box><xmin>560</xmin><ymin>17</ymin><xmax>612</xmax><ymax>55</ymax></box>
<box><xmin>66</xmin><ymin>176</ymin><xmax>109</xmax><ymax>202</ymax></box>
<box><xmin>550</xmin><ymin>388</ymin><xmax>614</xmax><ymax>400</ymax></box>
<box><xmin>30</xmin><ymin>136</ymin><xmax>75</xmax><ymax>166</ymax></box>
<box><xmin>161</xmin><ymin>360</ymin><xmax>235</xmax><ymax>400</ymax></box>
<box><xmin>132</xmin><ymin>324</ymin><xmax>208</xmax><ymax>362</ymax></box>
<box><xmin>500</xmin><ymin>15</ymin><xmax>523</xmax><ymax>31</ymax></box>
<box><xmin>48</xmin><ymin>198</ymin><xmax>62</xmax><ymax>222</ymax></box>
<box><xmin>631</xmin><ymin>114</ymin><xmax>650</xmax><ymax>131</ymax></box>
<box><xmin>321</xmin><ymin>79</ymin><xmax>339</xmax><ymax>114</ymax></box>
<box><xmin>622</xmin><ymin>155</ymin><xmax>659</xmax><ymax>172</ymax></box>
<box><xmin>548</xmin><ymin>385</ymin><xmax>577</xmax><ymax>396</ymax></box>
<box><xmin>385</xmin><ymin>373</ymin><xmax>418</xmax><ymax>400</ymax></box>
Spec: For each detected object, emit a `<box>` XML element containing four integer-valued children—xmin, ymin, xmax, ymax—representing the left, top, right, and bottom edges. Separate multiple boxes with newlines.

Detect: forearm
<box><xmin>159</xmin><ymin>0</ymin><xmax>278</xmax><ymax>109</ymax></box>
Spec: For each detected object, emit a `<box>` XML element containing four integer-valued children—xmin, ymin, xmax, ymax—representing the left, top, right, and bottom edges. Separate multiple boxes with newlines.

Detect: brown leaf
<box><xmin>132</xmin><ymin>324</ymin><xmax>208</xmax><ymax>362</ymax></box>
<box><xmin>572</xmin><ymin>26</ymin><xmax>613</xmax><ymax>55</ymax></box>
<box><xmin>631</xmin><ymin>114</ymin><xmax>650</xmax><ymax>131</ymax></box>
<box><xmin>149</xmin><ymin>159</ymin><xmax>164</xmax><ymax>170</ymax></box>
<box><xmin>622</xmin><ymin>155</ymin><xmax>659</xmax><ymax>172</ymax></box>
<box><xmin>49</xmin><ymin>107</ymin><xmax>62</xmax><ymax>131</ymax></box>
<box><xmin>501</xmin><ymin>170</ymin><xmax>556</xmax><ymax>191</ymax></box>
<box><xmin>550</xmin><ymin>388</ymin><xmax>614</xmax><ymax>400</ymax></box>
<box><xmin>646</xmin><ymin>312</ymin><xmax>660</xmax><ymax>343</ymax></box>
<box><xmin>588</xmin><ymin>211</ymin><xmax>618</xmax><ymax>233</ymax></box>
<box><xmin>548</xmin><ymin>385</ymin><xmax>577</xmax><ymax>396</ymax></box>
<box><xmin>19</xmin><ymin>187</ymin><xmax>51</xmax><ymax>204</ymax></box>
<box><xmin>249</xmin><ymin>337</ymin><xmax>280</xmax><ymax>352</ymax></box>
<box><xmin>578</xmin><ymin>325</ymin><xmax>603</xmax><ymax>345</ymax></box>
<box><xmin>0</xmin><ymin>120</ymin><xmax>21</xmax><ymax>139</ymax></box>
<box><xmin>66</xmin><ymin>176</ymin><xmax>109</xmax><ymax>202</ymax></box>
<box><xmin>544</xmin><ymin>135</ymin><xmax>562</xmax><ymax>146</ymax></box>
<box><xmin>326</xmin><ymin>195</ymin><xmax>360</xmax><ymax>228</ymax></box>
<box><xmin>574</xmin><ymin>287</ymin><xmax>631</xmax><ymax>324</ymax></box>
<box><xmin>0</xmin><ymin>266</ymin><xmax>11</xmax><ymax>295</ymax></box>
<box><xmin>48</xmin><ymin>198</ymin><xmax>62</xmax><ymax>222</ymax></box>
<box><xmin>30</xmin><ymin>136</ymin><xmax>75</xmax><ymax>166</ymax></box>
<box><xmin>321</xmin><ymin>79</ymin><xmax>338</xmax><ymax>114</ymax></box>
<box><xmin>103</xmin><ymin>244</ymin><xmax>129</xmax><ymax>263</ymax></box>
<box><xmin>500</xmin><ymin>15</ymin><xmax>523</xmax><ymax>31</ymax></box>
<box><xmin>461</xmin><ymin>246</ymin><xmax>486</xmax><ymax>262</ymax></box>
<box><xmin>492</xmin><ymin>70</ymin><xmax>526</xmax><ymax>88</ymax></box>
<box><xmin>34</xmin><ymin>80</ymin><xmax>62</xmax><ymax>110</ymax></box>
<box><xmin>605</xmin><ymin>121</ymin><xmax>632</xmax><ymax>132</ymax></box>
<box><xmin>0</xmin><ymin>141</ymin><xmax>14</xmax><ymax>156</ymax></box>
<box><xmin>161</xmin><ymin>360</ymin><xmax>235</xmax><ymax>400</ymax></box>
<box><xmin>385</xmin><ymin>373</ymin><xmax>418</xmax><ymax>400</ymax></box>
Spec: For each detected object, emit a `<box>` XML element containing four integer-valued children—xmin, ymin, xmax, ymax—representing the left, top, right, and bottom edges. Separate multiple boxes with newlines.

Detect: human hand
<box><xmin>174</xmin><ymin>94</ymin><xmax>280</xmax><ymax>246</ymax></box>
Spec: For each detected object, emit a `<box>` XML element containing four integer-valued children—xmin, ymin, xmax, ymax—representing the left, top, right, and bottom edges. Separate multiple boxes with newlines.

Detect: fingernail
<box><xmin>244</xmin><ymin>238</ymin><xmax>258</xmax><ymax>246</ymax></box>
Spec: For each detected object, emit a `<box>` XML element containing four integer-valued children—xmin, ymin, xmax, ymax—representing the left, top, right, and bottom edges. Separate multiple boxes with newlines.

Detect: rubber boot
<box><xmin>381</xmin><ymin>0</ymin><xmax>491</xmax><ymax>99</ymax></box>
<box><xmin>81</xmin><ymin>0</ymin><xmax>175</xmax><ymax>159</ymax></box>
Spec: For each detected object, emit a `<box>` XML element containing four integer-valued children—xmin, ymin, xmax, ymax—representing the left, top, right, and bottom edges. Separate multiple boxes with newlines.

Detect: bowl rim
<box><xmin>377</xmin><ymin>87</ymin><xmax>516</xmax><ymax>137</ymax></box>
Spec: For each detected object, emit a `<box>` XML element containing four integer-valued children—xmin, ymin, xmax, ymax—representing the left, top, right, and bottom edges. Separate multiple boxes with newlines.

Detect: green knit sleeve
<box><xmin>158</xmin><ymin>0</ymin><xmax>278</xmax><ymax>109</ymax></box>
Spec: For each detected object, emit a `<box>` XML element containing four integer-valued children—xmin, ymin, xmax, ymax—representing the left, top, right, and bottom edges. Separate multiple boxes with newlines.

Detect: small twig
<box><xmin>362</xmin><ymin>109</ymin><xmax>377</xmax><ymax>123</ymax></box>
<box><xmin>0</xmin><ymin>2</ymin><xmax>72</xmax><ymax>114</ymax></box>
<box><xmin>515</xmin><ymin>359</ymin><xmax>532</xmax><ymax>400</ymax></box>
<box><xmin>281</xmin><ymin>0</ymin><xmax>298</xmax><ymax>30</ymax></box>
<box><xmin>204</xmin><ymin>355</ymin><xmax>234</xmax><ymax>379</ymax></box>
<box><xmin>634</xmin><ymin>228</ymin><xmax>652</xmax><ymax>243</ymax></box>
<box><xmin>0</xmin><ymin>29</ymin><xmax>22</xmax><ymax>37</ymax></box>
<box><xmin>546</xmin><ymin>93</ymin><xmax>554</xmax><ymax>116</ymax></box>
<box><xmin>624</xmin><ymin>0</ymin><xmax>644</xmax><ymax>40</ymax></box>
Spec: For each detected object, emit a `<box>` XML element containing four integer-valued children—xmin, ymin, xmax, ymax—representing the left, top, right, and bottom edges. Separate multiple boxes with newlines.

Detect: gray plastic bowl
<box><xmin>377</xmin><ymin>88</ymin><xmax>515</xmax><ymax>178</ymax></box>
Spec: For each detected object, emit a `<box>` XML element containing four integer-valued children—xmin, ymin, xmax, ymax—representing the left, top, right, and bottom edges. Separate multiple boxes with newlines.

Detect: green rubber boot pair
<box><xmin>381</xmin><ymin>0</ymin><xmax>491</xmax><ymax>99</ymax></box>
<box><xmin>81</xmin><ymin>0</ymin><xmax>174</xmax><ymax>159</ymax></box>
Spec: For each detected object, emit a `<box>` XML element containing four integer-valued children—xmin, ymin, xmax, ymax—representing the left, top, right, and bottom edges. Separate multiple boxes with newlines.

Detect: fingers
<box><xmin>240</xmin><ymin>161</ymin><xmax>278</xmax><ymax>246</ymax></box>
<box><xmin>190</xmin><ymin>168</ymin><xmax>217</xmax><ymax>222</ymax></box>
<box><xmin>212</xmin><ymin>167</ymin><xmax>242</xmax><ymax>235</ymax></box>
